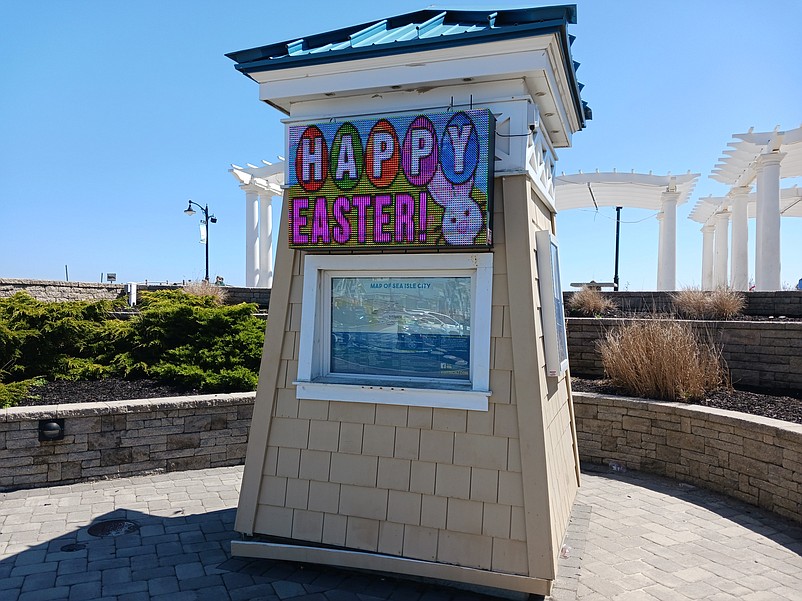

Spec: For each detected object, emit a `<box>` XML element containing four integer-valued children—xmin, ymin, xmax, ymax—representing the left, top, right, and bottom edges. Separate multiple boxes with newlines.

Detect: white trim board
<box><xmin>296</xmin><ymin>252</ymin><xmax>493</xmax><ymax>410</ymax></box>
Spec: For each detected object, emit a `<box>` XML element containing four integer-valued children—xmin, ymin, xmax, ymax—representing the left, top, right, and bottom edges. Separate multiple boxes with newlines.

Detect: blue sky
<box><xmin>2</xmin><ymin>1</ymin><xmax>800</xmax><ymax>288</ymax></box>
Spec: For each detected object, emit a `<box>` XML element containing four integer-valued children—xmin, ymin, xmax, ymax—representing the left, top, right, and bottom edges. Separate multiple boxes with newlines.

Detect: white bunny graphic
<box><xmin>428</xmin><ymin>165</ymin><xmax>483</xmax><ymax>245</ymax></box>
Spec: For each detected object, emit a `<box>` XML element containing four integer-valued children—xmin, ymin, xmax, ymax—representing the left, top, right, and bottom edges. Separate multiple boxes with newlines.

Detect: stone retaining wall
<box><xmin>0</xmin><ymin>393</ymin><xmax>255</xmax><ymax>491</ymax></box>
<box><xmin>0</xmin><ymin>278</ymin><xmax>271</xmax><ymax>308</ymax></box>
<box><xmin>563</xmin><ymin>290</ymin><xmax>802</xmax><ymax>318</ymax></box>
<box><xmin>567</xmin><ymin>318</ymin><xmax>802</xmax><ymax>393</ymax></box>
<box><xmin>573</xmin><ymin>392</ymin><xmax>802</xmax><ymax>524</ymax></box>
<box><xmin>0</xmin><ymin>279</ymin><xmax>124</xmax><ymax>302</ymax></box>
<box><xmin>4</xmin><ymin>390</ymin><xmax>801</xmax><ymax>525</ymax></box>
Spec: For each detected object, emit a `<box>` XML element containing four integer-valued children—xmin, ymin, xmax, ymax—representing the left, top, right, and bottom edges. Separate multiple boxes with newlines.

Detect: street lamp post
<box><xmin>183</xmin><ymin>200</ymin><xmax>217</xmax><ymax>281</ymax></box>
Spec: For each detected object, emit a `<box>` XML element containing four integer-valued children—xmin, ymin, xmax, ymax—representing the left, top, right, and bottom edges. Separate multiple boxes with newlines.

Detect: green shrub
<box><xmin>0</xmin><ymin>293</ymin><xmax>128</xmax><ymax>381</ymax></box>
<box><xmin>0</xmin><ymin>377</ymin><xmax>46</xmax><ymax>409</ymax></box>
<box><xmin>599</xmin><ymin>320</ymin><xmax>726</xmax><ymax>402</ymax></box>
<box><xmin>114</xmin><ymin>293</ymin><xmax>265</xmax><ymax>392</ymax></box>
<box><xmin>0</xmin><ymin>290</ymin><xmax>266</xmax><ymax>401</ymax></box>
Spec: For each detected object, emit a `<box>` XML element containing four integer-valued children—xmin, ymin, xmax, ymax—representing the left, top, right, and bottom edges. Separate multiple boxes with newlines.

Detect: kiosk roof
<box><xmin>226</xmin><ymin>5</ymin><xmax>588</xmax><ymax>127</ymax></box>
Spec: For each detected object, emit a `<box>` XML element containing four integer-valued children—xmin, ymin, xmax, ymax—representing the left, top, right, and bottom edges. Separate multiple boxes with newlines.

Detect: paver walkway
<box><xmin>1</xmin><ymin>464</ymin><xmax>800</xmax><ymax>601</ymax></box>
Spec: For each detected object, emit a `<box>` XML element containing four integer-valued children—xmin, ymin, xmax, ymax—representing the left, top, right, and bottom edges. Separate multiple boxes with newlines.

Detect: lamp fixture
<box><xmin>183</xmin><ymin>200</ymin><xmax>216</xmax><ymax>281</ymax></box>
<box><xmin>39</xmin><ymin>419</ymin><xmax>65</xmax><ymax>442</ymax></box>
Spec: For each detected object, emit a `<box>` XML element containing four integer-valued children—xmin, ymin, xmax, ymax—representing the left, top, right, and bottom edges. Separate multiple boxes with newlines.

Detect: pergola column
<box><xmin>243</xmin><ymin>185</ymin><xmax>260</xmax><ymax>287</ymax></box>
<box><xmin>655</xmin><ymin>212</ymin><xmax>664</xmax><ymax>289</ymax></box>
<box><xmin>713</xmin><ymin>210</ymin><xmax>730</xmax><ymax>289</ymax></box>
<box><xmin>729</xmin><ymin>186</ymin><xmax>750</xmax><ymax>291</ymax></box>
<box><xmin>701</xmin><ymin>223</ymin><xmax>715</xmax><ymax>290</ymax></box>
<box><xmin>258</xmin><ymin>193</ymin><xmax>274</xmax><ymax>288</ymax></box>
<box><xmin>754</xmin><ymin>152</ymin><xmax>785</xmax><ymax>291</ymax></box>
<box><xmin>656</xmin><ymin>190</ymin><xmax>679</xmax><ymax>290</ymax></box>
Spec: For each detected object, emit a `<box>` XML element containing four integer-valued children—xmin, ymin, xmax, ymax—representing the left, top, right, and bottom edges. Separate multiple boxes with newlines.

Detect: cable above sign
<box><xmin>287</xmin><ymin>109</ymin><xmax>494</xmax><ymax>250</ymax></box>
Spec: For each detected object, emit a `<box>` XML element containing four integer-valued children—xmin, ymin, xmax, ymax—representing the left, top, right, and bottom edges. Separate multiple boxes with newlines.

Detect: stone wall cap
<box><xmin>567</xmin><ymin>317</ymin><xmax>802</xmax><ymax>329</ymax></box>
<box><xmin>3</xmin><ymin>391</ymin><xmax>256</xmax><ymax>421</ymax></box>
<box><xmin>573</xmin><ymin>391</ymin><xmax>802</xmax><ymax>437</ymax></box>
<box><xmin>0</xmin><ymin>278</ymin><xmax>123</xmax><ymax>289</ymax></box>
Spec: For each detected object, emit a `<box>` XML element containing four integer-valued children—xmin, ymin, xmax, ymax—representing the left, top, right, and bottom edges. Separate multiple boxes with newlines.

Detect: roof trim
<box><xmin>226</xmin><ymin>5</ymin><xmax>586</xmax><ymax>128</ymax></box>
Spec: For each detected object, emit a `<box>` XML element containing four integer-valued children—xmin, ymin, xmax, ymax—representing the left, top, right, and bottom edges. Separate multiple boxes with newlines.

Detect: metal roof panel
<box><xmin>226</xmin><ymin>5</ymin><xmax>586</xmax><ymax>127</ymax></box>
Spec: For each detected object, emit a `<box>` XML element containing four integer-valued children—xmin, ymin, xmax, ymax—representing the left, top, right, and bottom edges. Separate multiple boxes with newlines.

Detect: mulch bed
<box><xmin>17</xmin><ymin>377</ymin><xmax>802</xmax><ymax>426</ymax></box>
<box><xmin>20</xmin><ymin>379</ymin><xmax>201</xmax><ymax>407</ymax></box>
<box><xmin>572</xmin><ymin>377</ymin><xmax>802</xmax><ymax>425</ymax></box>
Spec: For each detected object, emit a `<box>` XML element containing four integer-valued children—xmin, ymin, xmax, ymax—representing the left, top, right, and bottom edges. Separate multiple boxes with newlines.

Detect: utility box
<box><xmin>228</xmin><ymin>5</ymin><xmax>588</xmax><ymax>596</ymax></box>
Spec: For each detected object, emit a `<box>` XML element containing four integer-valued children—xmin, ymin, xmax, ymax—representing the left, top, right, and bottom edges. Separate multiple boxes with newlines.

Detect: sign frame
<box><xmin>535</xmin><ymin>229</ymin><xmax>570</xmax><ymax>378</ymax></box>
<box><xmin>286</xmin><ymin>109</ymin><xmax>495</xmax><ymax>252</ymax></box>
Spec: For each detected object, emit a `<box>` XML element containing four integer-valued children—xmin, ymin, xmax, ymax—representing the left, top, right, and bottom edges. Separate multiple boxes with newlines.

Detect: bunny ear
<box><xmin>453</xmin><ymin>173</ymin><xmax>476</xmax><ymax>196</ymax></box>
<box><xmin>428</xmin><ymin>165</ymin><xmax>455</xmax><ymax>208</ymax></box>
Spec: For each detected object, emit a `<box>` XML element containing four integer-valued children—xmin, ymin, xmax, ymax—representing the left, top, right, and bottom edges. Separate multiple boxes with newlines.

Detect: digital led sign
<box><xmin>287</xmin><ymin>109</ymin><xmax>494</xmax><ymax>250</ymax></box>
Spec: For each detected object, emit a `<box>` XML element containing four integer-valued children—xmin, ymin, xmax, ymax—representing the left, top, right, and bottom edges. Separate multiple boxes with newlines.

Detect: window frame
<box><xmin>295</xmin><ymin>253</ymin><xmax>493</xmax><ymax>410</ymax></box>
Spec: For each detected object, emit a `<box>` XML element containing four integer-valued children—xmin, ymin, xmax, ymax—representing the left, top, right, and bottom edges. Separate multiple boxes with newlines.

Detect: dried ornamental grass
<box><xmin>672</xmin><ymin>288</ymin><xmax>709</xmax><ymax>319</ymax></box>
<box><xmin>707</xmin><ymin>288</ymin><xmax>746</xmax><ymax>319</ymax></box>
<box><xmin>600</xmin><ymin>320</ymin><xmax>726</xmax><ymax>402</ymax></box>
<box><xmin>568</xmin><ymin>286</ymin><xmax>616</xmax><ymax>316</ymax></box>
<box><xmin>182</xmin><ymin>280</ymin><xmax>229</xmax><ymax>304</ymax></box>
<box><xmin>672</xmin><ymin>287</ymin><xmax>745</xmax><ymax>319</ymax></box>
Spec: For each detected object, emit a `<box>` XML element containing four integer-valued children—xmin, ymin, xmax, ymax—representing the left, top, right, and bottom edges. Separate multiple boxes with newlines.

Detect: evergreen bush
<box><xmin>0</xmin><ymin>290</ymin><xmax>266</xmax><ymax>404</ymax></box>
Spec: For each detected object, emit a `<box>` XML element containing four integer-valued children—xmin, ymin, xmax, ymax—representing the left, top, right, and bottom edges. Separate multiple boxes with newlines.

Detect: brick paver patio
<box><xmin>1</xmin><ymin>464</ymin><xmax>800</xmax><ymax>600</ymax></box>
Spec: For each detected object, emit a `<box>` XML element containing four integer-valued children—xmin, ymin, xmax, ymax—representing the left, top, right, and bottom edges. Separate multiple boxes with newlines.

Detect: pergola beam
<box><xmin>704</xmin><ymin>125</ymin><xmax>802</xmax><ymax>291</ymax></box>
<box><xmin>555</xmin><ymin>170</ymin><xmax>699</xmax><ymax>291</ymax></box>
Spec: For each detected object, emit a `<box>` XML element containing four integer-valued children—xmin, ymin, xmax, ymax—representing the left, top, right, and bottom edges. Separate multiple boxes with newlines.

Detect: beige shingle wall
<box><xmin>253</xmin><ymin>290</ymin><xmax>530</xmax><ymax>574</ymax></box>
<box><xmin>526</xmin><ymin>185</ymin><xmax>580</xmax><ymax>565</ymax></box>
<box><xmin>241</xmin><ymin>176</ymin><xmax>578</xmax><ymax>581</ymax></box>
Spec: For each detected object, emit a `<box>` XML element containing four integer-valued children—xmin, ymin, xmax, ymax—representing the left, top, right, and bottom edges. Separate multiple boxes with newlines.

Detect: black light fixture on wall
<box><xmin>39</xmin><ymin>419</ymin><xmax>65</xmax><ymax>442</ymax></box>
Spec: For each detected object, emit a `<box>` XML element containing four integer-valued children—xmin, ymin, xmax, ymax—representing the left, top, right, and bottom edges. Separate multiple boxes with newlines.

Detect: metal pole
<box><xmin>204</xmin><ymin>204</ymin><xmax>210</xmax><ymax>282</ymax></box>
<box><xmin>613</xmin><ymin>206</ymin><xmax>622</xmax><ymax>291</ymax></box>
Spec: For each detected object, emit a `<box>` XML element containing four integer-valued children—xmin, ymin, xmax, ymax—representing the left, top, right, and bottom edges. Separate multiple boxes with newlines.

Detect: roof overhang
<box><xmin>227</xmin><ymin>6</ymin><xmax>587</xmax><ymax>147</ymax></box>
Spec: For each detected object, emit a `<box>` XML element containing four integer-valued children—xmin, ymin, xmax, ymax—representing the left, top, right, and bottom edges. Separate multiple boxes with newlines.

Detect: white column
<box><xmin>656</xmin><ymin>191</ymin><xmax>679</xmax><ymax>291</ymax></box>
<box><xmin>258</xmin><ymin>193</ymin><xmax>274</xmax><ymax>288</ymax></box>
<box><xmin>729</xmin><ymin>187</ymin><xmax>750</xmax><ymax>291</ymax></box>
<box><xmin>701</xmin><ymin>223</ymin><xmax>715</xmax><ymax>290</ymax></box>
<box><xmin>754</xmin><ymin>152</ymin><xmax>784</xmax><ymax>291</ymax></box>
<box><xmin>655</xmin><ymin>212</ymin><xmax>665</xmax><ymax>290</ymax></box>
<box><xmin>243</xmin><ymin>185</ymin><xmax>260</xmax><ymax>287</ymax></box>
<box><xmin>713</xmin><ymin>211</ymin><xmax>730</xmax><ymax>289</ymax></box>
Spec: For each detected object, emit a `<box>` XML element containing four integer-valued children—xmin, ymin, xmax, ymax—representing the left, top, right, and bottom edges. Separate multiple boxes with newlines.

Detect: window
<box><xmin>535</xmin><ymin>230</ymin><xmax>569</xmax><ymax>378</ymax></box>
<box><xmin>296</xmin><ymin>253</ymin><xmax>493</xmax><ymax>410</ymax></box>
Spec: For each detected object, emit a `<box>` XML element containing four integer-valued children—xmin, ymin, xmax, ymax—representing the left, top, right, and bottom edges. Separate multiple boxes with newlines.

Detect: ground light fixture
<box><xmin>183</xmin><ymin>200</ymin><xmax>217</xmax><ymax>281</ymax></box>
<box><xmin>38</xmin><ymin>419</ymin><xmax>65</xmax><ymax>442</ymax></box>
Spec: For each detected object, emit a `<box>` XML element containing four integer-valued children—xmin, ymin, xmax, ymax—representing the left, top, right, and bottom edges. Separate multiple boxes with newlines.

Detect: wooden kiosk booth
<box><xmin>227</xmin><ymin>5</ymin><xmax>589</xmax><ymax>596</ymax></box>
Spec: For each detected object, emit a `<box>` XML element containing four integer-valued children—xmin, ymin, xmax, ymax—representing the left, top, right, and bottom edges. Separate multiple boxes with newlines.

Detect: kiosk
<box><xmin>227</xmin><ymin>5</ymin><xmax>589</xmax><ymax>595</ymax></box>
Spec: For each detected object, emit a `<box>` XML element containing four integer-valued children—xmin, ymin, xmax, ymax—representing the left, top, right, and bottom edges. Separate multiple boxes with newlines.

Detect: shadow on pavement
<box><xmin>0</xmin><ymin>504</ymin><xmax>535</xmax><ymax>600</ymax></box>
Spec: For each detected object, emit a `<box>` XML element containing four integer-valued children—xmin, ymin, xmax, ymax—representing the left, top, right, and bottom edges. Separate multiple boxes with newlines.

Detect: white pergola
<box><xmin>689</xmin><ymin>186</ymin><xmax>802</xmax><ymax>290</ymax></box>
<box><xmin>229</xmin><ymin>160</ymin><xmax>285</xmax><ymax>288</ymax></box>
<box><xmin>554</xmin><ymin>171</ymin><xmax>700</xmax><ymax>290</ymax></box>
<box><xmin>707</xmin><ymin>125</ymin><xmax>802</xmax><ymax>290</ymax></box>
